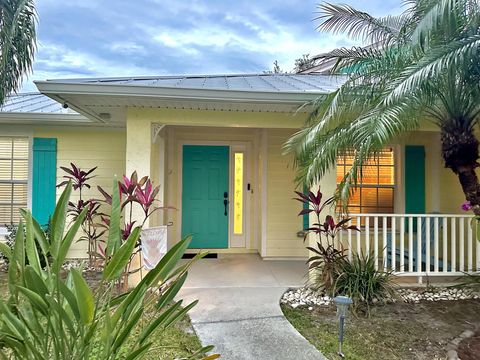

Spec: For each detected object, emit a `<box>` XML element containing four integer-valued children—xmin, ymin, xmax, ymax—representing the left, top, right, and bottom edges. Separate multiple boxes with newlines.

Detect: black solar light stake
<box><xmin>333</xmin><ymin>296</ymin><xmax>353</xmax><ymax>358</ymax></box>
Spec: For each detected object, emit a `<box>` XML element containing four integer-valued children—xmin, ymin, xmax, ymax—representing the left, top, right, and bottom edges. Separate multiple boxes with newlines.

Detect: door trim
<box><xmin>176</xmin><ymin>140</ymin><xmax>252</xmax><ymax>250</ymax></box>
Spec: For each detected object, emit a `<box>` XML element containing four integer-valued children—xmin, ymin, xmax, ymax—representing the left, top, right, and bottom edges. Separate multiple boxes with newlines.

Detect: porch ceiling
<box><xmin>34</xmin><ymin>74</ymin><xmax>346</xmax><ymax>124</ymax></box>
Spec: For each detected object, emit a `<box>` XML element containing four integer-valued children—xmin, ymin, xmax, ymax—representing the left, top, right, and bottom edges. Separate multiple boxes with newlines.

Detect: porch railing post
<box><xmin>374</xmin><ymin>216</ymin><xmax>379</xmax><ymax>271</ymax></box>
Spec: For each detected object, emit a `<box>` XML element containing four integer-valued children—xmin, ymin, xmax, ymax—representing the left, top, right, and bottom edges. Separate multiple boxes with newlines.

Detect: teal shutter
<box><xmin>32</xmin><ymin>138</ymin><xmax>57</xmax><ymax>226</ymax></box>
<box><xmin>405</xmin><ymin>146</ymin><xmax>426</xmax><ymax>215</ymax></box>
<box><xmin>303</xmin><ymin>186</ymin><xmax>309</xmax><ymax>230</ymax></box>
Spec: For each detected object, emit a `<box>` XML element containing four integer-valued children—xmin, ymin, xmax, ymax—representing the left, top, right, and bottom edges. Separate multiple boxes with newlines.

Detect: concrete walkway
<box><xmin>178</xmin><ymin>254</ymin><xmax>325</xmax><ymax>360</ymax></box>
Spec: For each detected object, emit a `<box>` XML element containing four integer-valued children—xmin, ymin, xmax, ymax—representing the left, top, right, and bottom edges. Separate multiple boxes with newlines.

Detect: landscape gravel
<box><xmin>281</xmin><ymin>287</ymin><xmax>480</xmax><ymax>308</ymax></box>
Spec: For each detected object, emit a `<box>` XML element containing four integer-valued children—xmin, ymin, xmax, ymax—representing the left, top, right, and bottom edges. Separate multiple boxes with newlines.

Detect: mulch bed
<box><xmin>457</xmin><ymin>330</ymin><xmax>480</xmax><ymax>360</ymax></box>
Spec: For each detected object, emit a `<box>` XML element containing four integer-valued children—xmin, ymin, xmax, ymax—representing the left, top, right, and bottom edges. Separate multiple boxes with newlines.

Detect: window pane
<box><xmin>0</xmin><ymin>160</ymin><xmax>11</xmax><ymax>180</ymax></box>
<box><xmin>13</xmin><ymin>183</ymin><xmax>27</xmax><ymax>204</ymax></box>
<box><xmin>336</xmin><ymin>165</ymin><xmax>345</xmax><ymax>183</ymax></box>
<box><xmin>378</xmin><ymin>166</ymin><xmax>394</xmax><ymax>185</ymax></box>
<box><xmin>12</xmin><ymin>160</ymin><xmax>28</xmax><ymax>180</ymax></box>
<box><xmin>233</xmin><ymin>153</ymin><xmax>243</xmax><ymax>235</ymax></box>
<box><xmin>361</xmin><ymin>188</ymin><xmax>378</xmax><ymax>208</ymax></box>
<box><xmin>0</xmin><ymin>184</ymin><xmax>12</xmax><ymax>203</ymax></box>
<box><xmin>378</xmin><ymin>188</ymin><xmax>394</xmax><ymax>208</ymax></box>
<box><xmin>360</xmin><ymin>166</ymin><xmax>379</xmax><ymax>184</ymax></box>
<box><xmin>11</xmin><ymin>205</ymin><xmax>26</xmax><ymax>224</ymax></box>
<box><xmin>349</xmin><ymin>191</ymin><xmax>361</xmax><ymax>207</ymax></box>
<box><xmin>0</xmin><ymin>138</ymin><xmax>12</xmax><ymax>159</ymax></box>
<box><xmin>13</xmin><ymin>138</ymin><xmax>28</xmax><ymax>159</ymax></box>
<box><xmin>378</xmin><ymin>149</ymin><xmax>394</xmax><ymax>166</ymax></box>
<box><xmin>0</xmin><ymin>205</ymin><xmax>11</xmax><ymax>224</ymax></box>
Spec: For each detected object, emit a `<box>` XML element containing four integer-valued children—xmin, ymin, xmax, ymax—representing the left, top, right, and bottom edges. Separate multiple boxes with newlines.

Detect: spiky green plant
<box><xmin>0</xmin><ymin>0</ymin><xmax>37</xmax><ymax>104</ymax></box>
<box><xmin>0</xmin><ymin>181</ymin><xmax>216</xmax><ymax>360</ymax></box>
<box><xmin>333</xmin><ymin>253</ymin><xmax>397</xmax><ymax>314</ymax></box>
<box><xmin>285</xmin><ymin>0</ymin><xmax>480</xmax><ymax>214</ymax></box>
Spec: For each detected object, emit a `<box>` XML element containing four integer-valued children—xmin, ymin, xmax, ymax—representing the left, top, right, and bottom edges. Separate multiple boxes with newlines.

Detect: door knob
<box><xmin>223</xmin><ymin>199</ymin><xmax>229</xmax><ymax>216</ymax></box>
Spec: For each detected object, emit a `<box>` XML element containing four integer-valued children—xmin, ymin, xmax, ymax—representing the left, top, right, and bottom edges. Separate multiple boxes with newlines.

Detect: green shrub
<box><xmin>0</xmin><ymin>223</ymin><xmax>51</xmax><ymax>267</ymax></box>
<box><xmin>0</xmin><ymin>180</ymin><xmax>215</xmax><ymax>360</ymax></box>
<box><xmin>333</xmin><ymin>253</ymin><xmax>397</xmax><ymax>314</ymax></box>
<box><xmin>294</xmin><ymin>189</ymin><xmax>358</xmax><ymax>293</ymax></box>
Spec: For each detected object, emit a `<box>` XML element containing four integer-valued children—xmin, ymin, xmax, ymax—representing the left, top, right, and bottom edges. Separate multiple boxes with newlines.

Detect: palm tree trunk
<box><xmin>441</xmin><ymin>127</ymin><xmax>480</xmax><ymax>215</ymax></box>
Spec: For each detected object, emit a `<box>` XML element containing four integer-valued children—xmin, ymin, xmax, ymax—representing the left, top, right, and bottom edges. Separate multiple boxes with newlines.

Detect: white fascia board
<box><xmin>35</xmin><ymin>81</ymin><xmax>327</xmax><ymax>104</ymax></box>
<box><xmin>0</xmin><ymin>112</ymin><xmax>91</xmax><ymax>125</ymax></box>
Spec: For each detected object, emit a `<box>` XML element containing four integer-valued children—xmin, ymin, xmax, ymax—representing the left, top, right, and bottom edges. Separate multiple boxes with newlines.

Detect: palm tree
<box><xmin>285</xmin><ymin>0</ymin><xmax>480</xmax><ymax>214</ymax></box>
<box><xmin>0</xmin><ymin>0</ymin><xmax>37</xmax><ymax>104</ymax></box>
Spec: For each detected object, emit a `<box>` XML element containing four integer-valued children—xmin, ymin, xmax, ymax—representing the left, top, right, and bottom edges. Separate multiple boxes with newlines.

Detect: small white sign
<box><xmin>141</xmin><ymin>226</ymin><xmax>168</xmax><ymax>270</ymax></box>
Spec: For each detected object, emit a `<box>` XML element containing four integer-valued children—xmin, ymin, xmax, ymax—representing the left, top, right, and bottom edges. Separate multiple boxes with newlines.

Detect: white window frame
<box><xmin>0</xmin><ymin>131</ymin><xmax>33</xmax><ymax>237</ymax></box>
<box><xmin>336</xmin><ymin>146</ymin><xmax>398</xmax><ymax>214</ymax></box>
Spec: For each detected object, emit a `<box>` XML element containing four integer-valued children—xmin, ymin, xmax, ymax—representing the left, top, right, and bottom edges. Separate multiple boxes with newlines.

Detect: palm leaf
<box><xmin>0</xmin><ymin>0</ymin><xmax>37</xmax><ymax>104</ymax></box>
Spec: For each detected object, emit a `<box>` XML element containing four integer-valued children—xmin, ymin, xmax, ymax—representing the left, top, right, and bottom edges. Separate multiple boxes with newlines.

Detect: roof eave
<box><xmin>0</xmin><ymin>112</ymin><xmax>94</xmax><ymax>125</ymax></box>
<box><xmin>34</xmin><ymin>80</ymin><xmax>328</xmax><ymax>104</ymax></box>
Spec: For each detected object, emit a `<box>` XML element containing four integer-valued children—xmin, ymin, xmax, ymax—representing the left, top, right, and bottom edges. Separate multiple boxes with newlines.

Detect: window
<box><xmin>336</xmin><ymin>148</ymin><xmax>395</xmax><ymax>214</ymax></box>
<box><xmin>0</xmin><ymin>137</ymin><xmax>29</xmax><ymax>225</ymax></box>
<box><xmin>233</xmin><ymin>152</ymin><xmax>244</xmax><ymax>234</ymax></box>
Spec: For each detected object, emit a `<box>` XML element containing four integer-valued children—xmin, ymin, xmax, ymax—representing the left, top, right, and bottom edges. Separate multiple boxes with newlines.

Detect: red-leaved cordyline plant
<box><xmin>58</xmin><ymin>164</ymin><xmax>105</xmax><ymax>267</ymax></box>
<box><xmin>97</xmin><ymin>171</ymin><xmax>173</xmax><ymax>287</ymax></box>
<box><xmin>58</xmin><ymin>163</ymin><xmax>97</xmax><ymax>194</ymax></box>
<box><xmin>294</xmin><ymin>188</ymin><xmax>359</xmax><ymax>292</ymax></box>
<box><xmin>59</xmin><ymin>164</ymin><xmax>172</xmax><ymax>273</ymax></box>
<box><xmin>98</xmin><ymin>171</ymin><xmax>172</xmax><ymax>241</ymax></box>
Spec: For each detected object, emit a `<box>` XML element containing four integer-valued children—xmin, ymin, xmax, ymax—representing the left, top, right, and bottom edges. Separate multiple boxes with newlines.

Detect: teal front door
<box><xmin>182</xmin><ymin>145</ymin><xmax>229</xmax><ymax>248</ymax></box>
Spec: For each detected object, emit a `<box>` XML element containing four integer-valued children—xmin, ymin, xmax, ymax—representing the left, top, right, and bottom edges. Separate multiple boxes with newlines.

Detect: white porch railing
<box><xmin>338</xmin><ymin>214</ymin><xmax>480</xmax><ymax>279</ymax></box>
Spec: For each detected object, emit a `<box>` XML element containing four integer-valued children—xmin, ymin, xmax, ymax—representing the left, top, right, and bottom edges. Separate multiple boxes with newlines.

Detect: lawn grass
<box><xmin>119</xmin><ymin>315</ymin><xmax>203</xmax><ymax>360</ymax></box>
<box><xmin>0</xmin><ymin>270</ymin><xmax>204</xmax><ymax>359</ymax></box>
<box><xmin>282</xmin><ymin>299</ymin><xmax>480</xmax><ymax>360</ymax></box>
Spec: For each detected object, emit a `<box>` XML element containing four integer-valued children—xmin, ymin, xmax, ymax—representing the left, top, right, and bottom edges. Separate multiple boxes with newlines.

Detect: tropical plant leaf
<box><xmin>106</xmin><ymin>177</ymin><xmax>121</xmax><ymax>256</ymax></box>
<box><xmin>71</xmin><ymin>268</ymin><xmax>94</xmax><ymax>324</ymax></box>
<box><xmin>49</xmin><ymin>181</ymin><xmax>72</xmax><ymax>258</ymax></box>
<box><xmin>103</xmin><ymin>226</ymin><xmax>141</xmax><ymax>281</ymax></box>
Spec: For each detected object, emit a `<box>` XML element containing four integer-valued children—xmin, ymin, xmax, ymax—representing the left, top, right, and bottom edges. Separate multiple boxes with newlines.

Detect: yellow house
<box><xmin>0</xmin><ymin>73</ymin><xmax>477</xmax><ymax>279</ymax></box>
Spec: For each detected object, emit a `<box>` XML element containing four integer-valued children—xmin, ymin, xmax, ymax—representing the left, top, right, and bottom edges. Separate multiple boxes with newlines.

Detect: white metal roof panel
<box><xmin>44</xmin><ymin>73</ymin><xmax>346</xmax><ymax>94</ymax></box>
<box><xmin>0</xmin><ymin>93</ymin><xmax>79</xmax><ymax>114</ymax></box>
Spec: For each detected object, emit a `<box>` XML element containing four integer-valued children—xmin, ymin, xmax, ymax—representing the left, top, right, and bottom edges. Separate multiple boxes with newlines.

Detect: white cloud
<box><xmin>110</xmin><ymin>42</ymin><xmax>147</xmax><ymax>55</ymax></box>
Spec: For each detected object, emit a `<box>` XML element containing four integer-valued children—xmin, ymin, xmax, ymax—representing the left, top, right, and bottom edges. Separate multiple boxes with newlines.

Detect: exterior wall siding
<box><xmin>266</xmin><ymin>129</ymin><xmax>307</xmax><ymax>258</ymax></box>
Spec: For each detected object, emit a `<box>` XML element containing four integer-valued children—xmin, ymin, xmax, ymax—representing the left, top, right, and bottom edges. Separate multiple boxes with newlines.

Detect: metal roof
<box><xmin>0</xmin><ymin>93</ymin><xmax>79</xmax><ymax>114</ymax></box>
<box><xmin>45</xmin><ymin>73</ymin><xmax>346</xmax><ymax>94</ymax></box>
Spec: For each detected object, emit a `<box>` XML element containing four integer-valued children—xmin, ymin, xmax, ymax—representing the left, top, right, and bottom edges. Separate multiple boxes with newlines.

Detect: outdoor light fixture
<box><xmin>333</xmin><ymin>296</ymin><xmax>353</xmax><ymax>358</ymax></box>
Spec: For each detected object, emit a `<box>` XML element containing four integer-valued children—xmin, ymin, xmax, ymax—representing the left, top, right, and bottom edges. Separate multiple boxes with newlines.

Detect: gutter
<box><xmin>0</xmin><ymin>112</ymin><xmax>91</xmax><ymax>124</ymax></box>
<box><xmin>0</xmin><ymin>112</ymin><xmax>126</xmax><ymax>128</ymax></box>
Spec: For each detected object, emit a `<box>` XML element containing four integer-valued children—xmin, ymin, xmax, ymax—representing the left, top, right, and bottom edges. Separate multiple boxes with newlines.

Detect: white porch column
<box><xmin>126</xmin><ymin>116</ymin><xmax>152</xmax><ymax>286</ymax></box>
<box><xmin>126</xmin><ymin>116</ymin><xmax>152</xmax><ymax>227</ymax></box>
<box><xmin>259</xmin><ymin>129</ymin><xmax>268</xmax><ymax>257</ymax></box>
<box><xmin>308</xmin><ymin>168</ymin><xmax>337</xmax><ymax>238</ymax></box>
<box><xmin>308</xmin><ymin>169</ymin><xmax>337</xmax><ymax>283</ymax></box>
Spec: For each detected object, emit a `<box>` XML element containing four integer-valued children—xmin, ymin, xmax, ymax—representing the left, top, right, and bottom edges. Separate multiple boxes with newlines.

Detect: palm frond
<box><xmin>0</xmin><ymin>0</ymin><xmax>37</xmax><ymax>105</ymax></box>
<box><xmin>384</xmin><ymin>34</ymin><xmax>480</xmax><ymax>106</ymax></box>
<box><xmin>315</xmin><ymin>3</ymin><xmax>408</xmax><ymax>45</ymax></box>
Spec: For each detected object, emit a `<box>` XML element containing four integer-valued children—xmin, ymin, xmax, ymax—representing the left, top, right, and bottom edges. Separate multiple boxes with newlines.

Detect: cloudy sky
<box><xmin>22</xmin><ymin>0</ymin><xmax>404</xmax><ymax>91</ymax></box>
